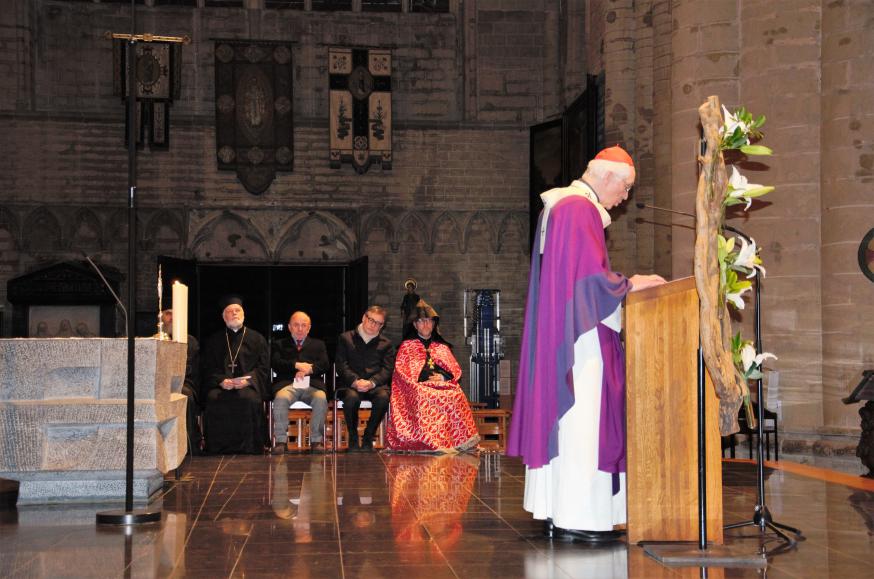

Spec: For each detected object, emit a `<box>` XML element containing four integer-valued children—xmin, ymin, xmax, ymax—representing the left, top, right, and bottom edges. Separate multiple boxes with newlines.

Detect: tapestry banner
<box><xmin>214</xmin><ymin>41</ymin><xmax>294</xmax><ymax>195</ymax></box>
<box><xmin>329</xmin><ymin>47</ymin><xmax>392</xmax><ymax>174</ymax></box>
<box><xmin>112</xmin><ymin>40</ymin><xmax>181</xmax><ymax>150</ymax></box>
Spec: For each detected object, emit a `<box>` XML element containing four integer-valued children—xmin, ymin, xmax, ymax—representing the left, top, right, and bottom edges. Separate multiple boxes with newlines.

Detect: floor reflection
<box><xmin>1</xmin><ymin>456</ymin><xmax>873</xmax><ymax>578</ymax></box>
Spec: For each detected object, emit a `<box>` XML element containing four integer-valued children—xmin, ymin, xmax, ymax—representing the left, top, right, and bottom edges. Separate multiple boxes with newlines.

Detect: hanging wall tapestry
<box><xmin>214</xmin><ymin>40</ymin><xmax>294</xmax><ymax>195</ymax></box>
<box><xmin>329</xmin><ymin>47</ymin><xmax>392</xmax><ymax>174</ymax></box>
<box><xmin>113</xmin><ymin>40</ymin><xmax>181</xmax><ymax>150</ymax></box>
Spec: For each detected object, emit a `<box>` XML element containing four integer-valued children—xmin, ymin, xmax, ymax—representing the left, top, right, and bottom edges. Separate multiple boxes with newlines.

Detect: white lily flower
<box><xmin>740</xmin><ymin>344</ymin><xmax>777</xmax><ymax>374</ymax></box>
<box><xmin>727</xmin><ymin>167</ymin><xmax>764</xmax><ymax>210</ymax></box>
<box><xmin>725</xmin><ymin>286</ymin><xmax>750</xmax><ymax>309</ymax></box>
<box><xmin>721</xmin><ymin>105</ymin><xmax>749</xmax><ymax>140</ymax></box>
<box><xmin>732</xmin><ymin>236</ymin><xmax>767</xmax><ymax>278</ymax></box>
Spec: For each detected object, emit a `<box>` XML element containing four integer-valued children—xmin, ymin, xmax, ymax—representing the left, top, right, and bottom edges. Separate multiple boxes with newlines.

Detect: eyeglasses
<box><xmin>623</xmin><ymin>182</ymin><xmax>634</xmax><ymax>194</ymax></box>
<box><xmin>364</xmin><ymin>314</ymin><xmax>385</xmax><ymax>327</ymax></box>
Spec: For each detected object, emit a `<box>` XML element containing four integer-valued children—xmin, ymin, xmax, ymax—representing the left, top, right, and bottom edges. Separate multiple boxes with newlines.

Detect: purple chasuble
<box><xmin>507</xmin><ymin>195</ymin><xmax>630</xmax><ymax>472</ymax></box>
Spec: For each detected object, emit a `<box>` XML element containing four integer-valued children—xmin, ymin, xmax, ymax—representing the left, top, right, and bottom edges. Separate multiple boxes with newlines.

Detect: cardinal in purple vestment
<box><xmin>507</xmin><ymin>146</ymin><xmax>666</xmax><ymax>543</ymax></box>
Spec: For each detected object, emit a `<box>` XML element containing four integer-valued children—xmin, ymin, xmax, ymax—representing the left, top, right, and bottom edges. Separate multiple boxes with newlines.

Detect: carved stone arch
<box><xmin>496</xmin><ymin>211</ymin><xmax>530</xmax><ymax>255</ymax></box>
<box><xmin>22</xmin><ymin>207</ymin><xmax>63</xmax><ymax>253</ymax></box>
<box><xmin>105</xmin><ymin>208</ymin><xmax>148</xmax><ymax>251</ymax></box>
<box><xmin>190</xmin><ymin>210</ymin><xmax>270</xmax><ymax>261</ymax></box>
<box><xmin>68</xmin><ymin>207</ymin><xmax>105</xmax><ymax>252</ymax></box>
<box><xmin>0</xmin><ymin>206</ymin><xmax>21</xmax><ymax>249</ymax></box>
<box><xmin>275</xmin><ymin>210</ymin><xmax>355</xmax><ymax>262</ymax></box>
<box><xmin>396</xmin><ymin>211</ymin><xmax>431</xmax><ymax>254</ymax></box>
<box><xmin>432</xmin><ymin>211</ymin><xmax>462</xmax><ymax>254</ymax></box>
<box><xmin>360</xmin><ymin>210</ymin><xmax>396</xmax><ymax>253</ymax></box>
<box><xmin>143</xmin><ymin>209</ymin><xmax>185</xmax><ymax>253</ymax></box>
<box><xmin>462</xmin><ymin>211</ymin><xmax>497</xmax><ymax>254</ymax></box>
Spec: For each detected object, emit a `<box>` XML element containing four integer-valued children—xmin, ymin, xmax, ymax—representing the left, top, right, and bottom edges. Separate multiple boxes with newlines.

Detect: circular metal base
<box><xmin>96</xmin><ymin>509</ymin><xmax>162</xmax><ymax>526</ymax></box>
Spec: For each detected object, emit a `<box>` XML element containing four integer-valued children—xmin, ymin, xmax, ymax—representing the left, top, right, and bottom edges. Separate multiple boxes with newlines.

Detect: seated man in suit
<box><xmin>335</xmin><ymin>305</ymin><xmax>395</xmax><ymax>452</ymax></box>
<box><xmin>271</xmin><ymin>311</ymin><xmax>330</xmax><ymax>454</ymax></box>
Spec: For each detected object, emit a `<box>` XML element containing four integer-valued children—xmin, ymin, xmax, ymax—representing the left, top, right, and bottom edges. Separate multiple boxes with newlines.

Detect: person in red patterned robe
<box><xmin>386</xmin><ymin>299</ymin><xmax>480</xmax><ymax>453</ymax></box>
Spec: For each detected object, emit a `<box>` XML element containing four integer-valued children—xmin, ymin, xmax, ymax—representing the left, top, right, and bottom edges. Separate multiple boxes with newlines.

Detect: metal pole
<box><xmin>698</xmin><ymin>343</ymin><xmax>707</xmax><ymax>550</ymax></box>
<box><xmin>96</xmin><ymin>0</ymin><xmax>160</xmax><ymax>525</ymax></box>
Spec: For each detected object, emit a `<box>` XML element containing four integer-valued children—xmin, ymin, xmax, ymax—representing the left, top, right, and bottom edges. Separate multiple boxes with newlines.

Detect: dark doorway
<box><xmin>157</xmin><ymin>257</ymin><xmax>368</xmax><ymax>362</ymax></box>
<box><xmin>528</xmin><ymin>74</ymin><xmax>603</xmax><ymax>248</ymax></box>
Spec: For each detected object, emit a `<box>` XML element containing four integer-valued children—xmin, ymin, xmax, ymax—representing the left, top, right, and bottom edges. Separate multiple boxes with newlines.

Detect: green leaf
<box><xmin>740</xmin><ymin>144</ymin><xmax>773</xmax><ymax>156</ymax></box>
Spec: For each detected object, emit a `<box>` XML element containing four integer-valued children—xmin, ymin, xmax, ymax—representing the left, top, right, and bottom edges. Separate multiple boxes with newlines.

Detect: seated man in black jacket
<box><xmin>271</xmin><ymin>311</ymin><xmax>330</xmax><ymax>454</ymax></box>
<box><xmin>335</xmin><ymin>305</ymin><xmax>396</xmax><ymax>452</ymax></box>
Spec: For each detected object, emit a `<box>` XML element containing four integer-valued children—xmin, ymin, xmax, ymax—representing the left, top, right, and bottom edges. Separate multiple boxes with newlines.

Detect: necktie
<box><xmin>296</xmin><ymin>340</ymin><xmax>302</xmax><ymax>351</ymax></box>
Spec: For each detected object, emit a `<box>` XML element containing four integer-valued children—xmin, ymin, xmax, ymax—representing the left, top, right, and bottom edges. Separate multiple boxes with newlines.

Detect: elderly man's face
<box><xmin>288</xmin><ymin>313</ymin><xmax>311</xmax><ymax>342</ymax></box>
<box><xmin>413</xmin><ymin>317</ymin><xmax>435</xmax><ymax>339</ymax></box>
<box><xmin>223</xmin><ymin>304</ymin><xmax>245</xmax><ymax>330</ymax></box>
<box><xmin>599</xmin><ymin>169</ymin><xmax>635</xmax><ymax>209</ymax></box>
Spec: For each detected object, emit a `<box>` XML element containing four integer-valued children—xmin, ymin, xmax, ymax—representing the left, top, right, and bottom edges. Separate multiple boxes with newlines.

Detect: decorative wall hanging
<box><xmin>329</xmin><ymin>47</ymin><xmax>392</xmax><ymax>174</ymax></box>
<box><xmin>113</xmin><ymin>40</ymin><xmax>181</xmax><ymax>150</ymax></box>
<box><xmin>214</xmin><ymin>40</ymin><xmax>294</xmax><ymax>195</ymax></box>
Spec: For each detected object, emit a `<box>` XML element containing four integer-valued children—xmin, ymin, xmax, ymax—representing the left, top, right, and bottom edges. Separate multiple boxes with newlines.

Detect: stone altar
<box><xmin>0</xmin><ymin>338</ymin><xmax>188</xmax><ymax>504</ymax></box>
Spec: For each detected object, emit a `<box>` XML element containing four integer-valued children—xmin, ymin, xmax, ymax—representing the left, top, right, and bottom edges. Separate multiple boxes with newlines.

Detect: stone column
<box><xmin>670</xmin><ymin>0</ymin><xmax>740</xmax><ymax>278</ymax></box>
<box><xmin>820</xmin><ymin>0</ymin><xmax>874</xmax><ymax>432</ymax></box>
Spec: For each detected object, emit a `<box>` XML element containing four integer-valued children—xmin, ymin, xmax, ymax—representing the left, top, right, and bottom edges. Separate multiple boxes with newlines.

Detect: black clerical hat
<box><xmin>220</xmin><ymin>294</ymin><xmax>244</xmax><ymax>310</ymax></box>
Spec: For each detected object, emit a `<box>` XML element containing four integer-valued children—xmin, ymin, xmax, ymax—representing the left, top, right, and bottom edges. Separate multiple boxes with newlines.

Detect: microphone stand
<box><xmin>96</xmin><ymin>0</ymin><xmax>161</xmax><ymax>526</ymax></box>
<box><xmin>638</xmin><ymin>204</ymin><xmax>803</xmax><ymax>555</ymax></box>
<box><xmin>721</xmin><ymin>224</ymin><xmax>803</xmax><ymax>555</ymax></box>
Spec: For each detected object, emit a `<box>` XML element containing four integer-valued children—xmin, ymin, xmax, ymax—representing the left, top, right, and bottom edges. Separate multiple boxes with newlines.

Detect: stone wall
<box><xmin>0</xmin><ymin>0</ymin><xmax>587</xmax><ymax>389</ymax></box>
<box><xmin>612</xmin><ymin>0</ymin><xmax>873</xmax><ymax>462</ymax></box>
<box><xmin>5</xmin><ymin>0</ymin><xmax>871</xmax><ymax>468</ymax></box>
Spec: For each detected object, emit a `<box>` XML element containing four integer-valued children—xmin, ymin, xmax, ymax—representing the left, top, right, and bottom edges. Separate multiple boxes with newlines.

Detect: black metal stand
<box><xmin>97</xmin><ymin>0</ymin><xmax>161</xmax><ymax>526</ymax></box>
<box><xmin>722</xmin><ymin>225</ymin><xmax>803</xmax><ymax>555</ymax></box>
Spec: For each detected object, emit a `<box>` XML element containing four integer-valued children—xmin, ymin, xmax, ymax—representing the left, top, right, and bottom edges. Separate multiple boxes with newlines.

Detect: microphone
<box><xmin>635</xmin><ymin>202</ymin><xmax>695</xmax><ymax>219</ymax></box>
<box><xmin>636</xmin><ymin>203</ymin><xmax>752</xmax><ymax>242</ymax></box>
<box><xmin>81</xmin><ymin>251</ymin><xmax>129</xmax><ymax>337</ymax></box>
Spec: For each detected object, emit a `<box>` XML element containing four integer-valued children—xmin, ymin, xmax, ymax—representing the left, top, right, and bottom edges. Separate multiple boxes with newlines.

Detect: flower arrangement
<box><xmin>694</xmin><ymin>97</ymin><xmax>777</xmax><ymax>435</ymax></box>
<box><xmin>717</xmin><ymin>105</ymin><xmax>778</xmax><ymax>394</ymax></box>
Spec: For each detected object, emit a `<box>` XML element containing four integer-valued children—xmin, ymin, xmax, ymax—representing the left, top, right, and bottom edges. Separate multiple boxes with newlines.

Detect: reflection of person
<box><xmin>335</xmin><ymin>306</ymin><xmax>395</xmax><ymax>452</ymax></box>
<box><xmin>75</xmin><ymin>322</ymin><xmax>93</xmax><ymax>337</ymax></box>
<box><xmin>386</xmin><ymin>299</ymin><xmax>480</xmax><ymax>453</ymax></box>
<box><xmin>35</xmin><ymin>321</ymin><xmax>50</xmax><ymax>337</ymax></box>
<box><xmin>508</xmin><ymin>146</ymin><xmax>666</xmax><ymax>543</ymax></box>
<box><xmin>271</xmin><ymin>311</ymin><xmax>330</xmax><ymax>455</ymax></box>
<box><xmin>201</xmin><ymin>296</ymin><xmax>269</xmax><ymax>454</ymax></box>
<box><xmin>158</xmin><ymin>309</ymin><xmax>202</xmax><ymax>454</ymax></box>
<box><xmin>387</xmin><ymin>454</ymin><xmax>479</xmax><ymax>560</ymax></box>
<box><xmin>56</xmin><ymin>319</ymin><xmax>73</xmax><ymax>337</ymax></box>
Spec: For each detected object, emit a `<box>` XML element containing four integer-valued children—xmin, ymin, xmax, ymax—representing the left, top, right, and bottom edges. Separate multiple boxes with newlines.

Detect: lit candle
<box><xmin>171</xmin><ymin>281</ymin><xmax>188</xmax><ymax>344</ymax></box>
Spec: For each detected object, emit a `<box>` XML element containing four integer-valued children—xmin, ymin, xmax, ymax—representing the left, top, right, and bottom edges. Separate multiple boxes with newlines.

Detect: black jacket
<box><xmin>335</xmin><ymin>329</ymin><xmax>395</xmax><ymax>392</ymax></box>
<box><xmin>271</xmin><ymin>336</ymin><xmax>330</xmax><ymax>395</ymax></box>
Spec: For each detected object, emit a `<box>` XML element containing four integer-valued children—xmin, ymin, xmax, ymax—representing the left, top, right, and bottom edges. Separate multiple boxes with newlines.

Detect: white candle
<box><xmin>171</xmin><ymin>281</ymin><xmax>188</xmax><ymax>344</ymax></box>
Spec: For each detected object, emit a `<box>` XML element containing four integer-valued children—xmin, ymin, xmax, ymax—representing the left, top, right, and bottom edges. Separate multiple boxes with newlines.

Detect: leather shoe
<box><xmin>553</xmin><ymin>526</ymin><xmax>625</xmax><ymax>544</ymax></box>
<box><xmin>347</xmin><ymin>436</ymin><xmax>360</xmax><ymax>452</ymax></box>
<box><xmin>270</xmin><ymin>444</ymin><xmax>286</xmax><ymax>455</ymax></box>
<box><xmin>360</xmin><ymin>437</ymin><xmax>375</xmax><ymax>452</ymax></box>
<box><xmin>311</xmin><ymin>441</ymin><xmax>326</xmax><ymax>454</ymax></box>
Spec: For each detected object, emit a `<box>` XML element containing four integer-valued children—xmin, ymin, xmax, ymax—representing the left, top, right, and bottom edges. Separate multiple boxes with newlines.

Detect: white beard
<box><xmin>226</xmin><ymin>320</ymin><xmax>244</xmax><ymax>332</ymax></box>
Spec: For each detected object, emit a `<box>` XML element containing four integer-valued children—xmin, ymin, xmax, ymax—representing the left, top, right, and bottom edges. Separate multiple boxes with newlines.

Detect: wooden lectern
<box><xmin>624</xmin><ymin>277</ymin><xmax>724</xmax><ymax>544</ymax></box>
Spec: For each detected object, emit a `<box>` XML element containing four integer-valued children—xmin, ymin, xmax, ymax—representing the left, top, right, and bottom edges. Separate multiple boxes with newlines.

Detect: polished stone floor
<box><xmin>1</xmin><ymin>452</ymin><xmax>873</xmax><ymax>578</ymax></box>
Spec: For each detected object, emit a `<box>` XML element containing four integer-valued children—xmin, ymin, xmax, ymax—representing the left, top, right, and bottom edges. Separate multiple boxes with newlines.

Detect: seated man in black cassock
<box><xmin>202</xmin><ymin>296</ymin><xmax>270</xmax><ymax>454</ymax></box>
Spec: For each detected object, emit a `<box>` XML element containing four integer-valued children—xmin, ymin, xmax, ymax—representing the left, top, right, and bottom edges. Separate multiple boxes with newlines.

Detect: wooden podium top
<box><xmin>625</xmin><ymin>276</ymin><xmax>695</xmax><ymax>306</ymax></box>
